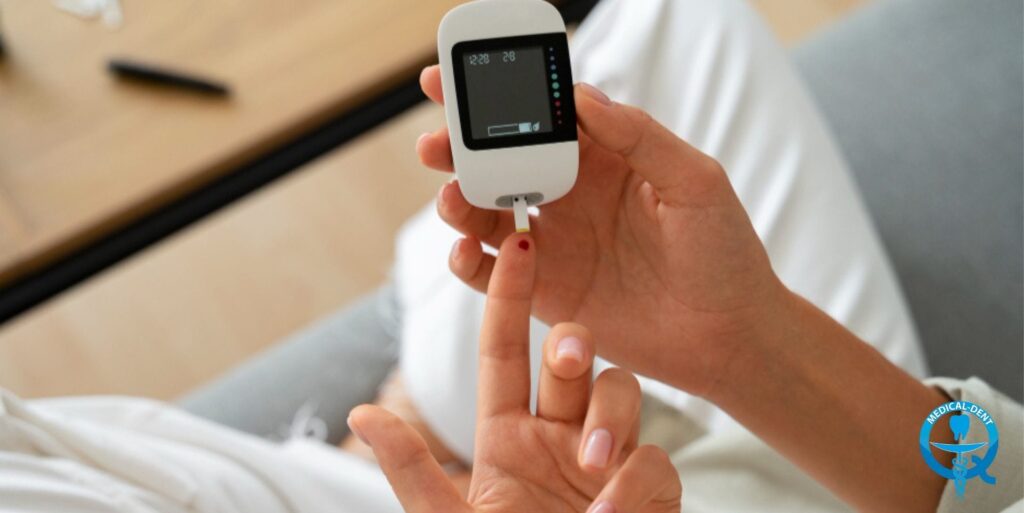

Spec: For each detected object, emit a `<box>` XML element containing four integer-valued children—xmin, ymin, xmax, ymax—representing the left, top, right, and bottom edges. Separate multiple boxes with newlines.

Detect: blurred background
<box><xmin>1</xmin><ymin>0</ymin><xmax>1020</xmax><ymax>403</ymax></box>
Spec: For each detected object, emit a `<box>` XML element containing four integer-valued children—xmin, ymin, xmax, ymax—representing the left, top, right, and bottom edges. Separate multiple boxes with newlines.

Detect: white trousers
<box><xmin>396</xmin><ymin>0</ymin><xmax>927</xmax><ymax>462</ymax></box>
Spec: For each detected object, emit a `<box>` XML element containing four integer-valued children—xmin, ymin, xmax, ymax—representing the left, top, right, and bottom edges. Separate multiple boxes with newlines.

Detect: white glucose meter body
<box><xmin>438</xmin><ymin>0</ymin><xmax>578</xmax><ymax>210</ymax></box>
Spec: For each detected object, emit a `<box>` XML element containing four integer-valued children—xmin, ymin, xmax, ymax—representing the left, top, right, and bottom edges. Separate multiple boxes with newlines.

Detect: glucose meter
<box><xmin>438</xmin><ymin>0</ymin><xmax>578</xmax><ymax>228</ymax></box>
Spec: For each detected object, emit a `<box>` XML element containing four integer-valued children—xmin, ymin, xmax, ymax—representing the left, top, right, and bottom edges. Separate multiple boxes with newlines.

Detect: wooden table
<box><xmin>0</xmin><ymin>103</ymin><xmax>448</xmax><ymax>400</ymax></box>
<box><xmin>0</xmin><ymin>0</ymin><xmax>461</xmax><ymax>285</ymax></box>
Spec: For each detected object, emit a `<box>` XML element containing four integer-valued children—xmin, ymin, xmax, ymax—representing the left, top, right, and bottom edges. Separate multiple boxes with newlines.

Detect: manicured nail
<box><xmin>518</xmin><ymin>239</ymin><xmax>530</xmax><ymax>251</ymax></box>
<box><xmin>588</xmin><ymin>501</ymin><xmax>615</xmax><ymax>513</ymax></box>
<box><xmin>579</xmin><ymin>82</ymin><xmax>612</xmax><ymax>106</ymax></box>
<box><xmin>582</xmin><ymin>428</ymin><xmax>612</xmax><ymax>469</ymax></box>
<box><xmin>555</xmin><ymin>336</ymin><xmax>585</xmax><ymax>362</ymax></box>
<box><xmin>347</xmin><ymin>414</ymin><xmax>370</xmax><ymax>446</ymax></box>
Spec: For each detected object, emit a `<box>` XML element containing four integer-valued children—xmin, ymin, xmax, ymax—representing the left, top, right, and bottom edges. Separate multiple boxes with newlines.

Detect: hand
<box><xmin>347</xmin><ymin>233</ymin><xmax>681</xmax><ymax>513</ymax></box>
<box><xmin>417</xmin><ymin>66</ymin><xmax>786</xmax><ymax>396</ymax></box>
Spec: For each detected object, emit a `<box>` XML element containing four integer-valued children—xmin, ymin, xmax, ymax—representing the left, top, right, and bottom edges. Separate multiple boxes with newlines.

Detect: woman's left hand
<box><xmin>347</xmin><ymin>232</ymin><xmax>682</xmax><ymax>513</ymax></box>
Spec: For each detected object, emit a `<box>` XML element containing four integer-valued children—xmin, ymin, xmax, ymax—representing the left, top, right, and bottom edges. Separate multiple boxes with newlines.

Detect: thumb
<box><xmin>348</xmin><ymin>405</ymin><xmax>469</xmax><ymax>513</ymax></box>
<box><xmin>574</xmin><ymin>82</ymin><xmax>726</xmax><ymax>206</ymax></box>
<box><xmin>588</xmin><ymin>445</ymin><xmax>682</xmax><ymax>513</ymax></box>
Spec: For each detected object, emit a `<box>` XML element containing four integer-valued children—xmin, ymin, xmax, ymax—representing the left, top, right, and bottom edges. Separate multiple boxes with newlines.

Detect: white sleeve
<box><xmin>927</xmin><ymin>377</ymin><xmax>1024</xmax><ymax>513</ymax></box>
<box><xmin>396</xmin><ymin>0</ymin><xmax>927</xmax><ymax>461</ymax></box>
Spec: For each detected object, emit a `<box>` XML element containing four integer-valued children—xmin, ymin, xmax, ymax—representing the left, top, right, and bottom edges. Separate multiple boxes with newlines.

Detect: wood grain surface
<box><xmin>0</xmin><ymin>0</ymin><xmax>461</xmax><ymax>284</ymax></box>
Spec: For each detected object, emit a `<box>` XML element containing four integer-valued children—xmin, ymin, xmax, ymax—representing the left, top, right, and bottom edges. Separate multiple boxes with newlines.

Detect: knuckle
<box><xmin>480</xmin><ymin>342</ymin><xmax>528</xmax><ymax>363</ymax></box>
<box><xmin>390</xmin><ymin>437</ymin><xmax>433</xmax><ymax>474</ymax></box>
<box><xmin>636</xmin><ymin>444</ymin><xmax>672</xmax><ymax>468</ymax></box>
<box><xmin>620</xmin><ymin>108</ymin><xmax>654</xmax><ymax>158</ymax></box>
<box><xmin>482</xmin><ymin>211</ymin><xmax>501</xmax><ymax>238</ymax></box>
<box><xmin>703</xmin><ymin>156</ymin><xmax>727</xmax><ymax>178</ymax></box>
<box><xmin>597</xmin><ymin>368</ymin><xmax>642</xmax><ymax>398</ymax></box>
<box><xmin>635</xmin><ymin>108</ymin><xmax>654</xmax><ymax>130</ymax></box>
<box><xmin>548</xmin><ymin>322</ymin><xmax>593</xmax><ymax>346</ymax></box>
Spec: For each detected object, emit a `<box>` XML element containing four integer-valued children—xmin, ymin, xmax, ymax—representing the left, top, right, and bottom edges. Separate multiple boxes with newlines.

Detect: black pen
<box><xmin>108</xmin><ymin>58</ymin><xmax>230</xmax><ymax>96</ymax></box>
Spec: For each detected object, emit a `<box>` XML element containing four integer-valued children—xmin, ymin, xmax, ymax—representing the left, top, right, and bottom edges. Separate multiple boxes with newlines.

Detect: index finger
<box><xmin>575</xmin><ymin>83</ymin><xmax>726</xmax><ymax>206</ymax></box>
<box><xmin>477</xmin><ymin>232</ymin><xmax>536</xmax><ymax>419</ymax></box>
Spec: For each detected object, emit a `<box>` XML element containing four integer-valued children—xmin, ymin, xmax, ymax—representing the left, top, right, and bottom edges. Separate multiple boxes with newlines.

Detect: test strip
<box><xmin>513</xmin><ymin>196</ymin><xmax>530</xmax><ymax>233</ymax></box>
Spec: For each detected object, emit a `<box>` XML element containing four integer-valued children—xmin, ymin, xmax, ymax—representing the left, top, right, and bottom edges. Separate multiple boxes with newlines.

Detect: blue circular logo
<box><xmin>919</xmin><ymin>401</ymin><xmax>999</xmax><ymax>498</ymax></box>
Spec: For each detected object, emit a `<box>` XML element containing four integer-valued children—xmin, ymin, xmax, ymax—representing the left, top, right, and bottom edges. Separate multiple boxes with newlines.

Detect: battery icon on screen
<box><xmin>488</xmin><ymin>121</ymin><xmax>540</xmax><ymax>137</ymax></box>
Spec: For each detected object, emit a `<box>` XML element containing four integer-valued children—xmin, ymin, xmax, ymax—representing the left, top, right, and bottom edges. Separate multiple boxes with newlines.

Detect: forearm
<box><xmin>704</xmin><ymin>291</ymin><xmax>950</xmax><ymax>513</ymax></box>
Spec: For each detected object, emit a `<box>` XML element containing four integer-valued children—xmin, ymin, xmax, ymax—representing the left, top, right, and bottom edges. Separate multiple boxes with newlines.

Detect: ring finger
<box><xmin>578</xmin><ymin>368</ymin><xmax>642</xmax><ymax>473</ymax></box>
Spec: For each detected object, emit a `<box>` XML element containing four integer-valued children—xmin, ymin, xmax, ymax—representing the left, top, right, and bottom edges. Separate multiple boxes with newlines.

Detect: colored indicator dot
<box><xmin>553</xmin><ymin>91</ymin><xmax>560</xmax><ymax>98</ymax></box>
<box><xmin>555</xmin><ymin>100</ymin><xmax>561</xmax><ymax>107</ymax></box>
<box><xmin>550</xmin><ymin>56</ymin><xmax>555</xmax><ymax>61</ymax></box>
<box><xmin>552</xmin><ymin>82</ymin><xmax>560</xmax><ymax>89</ymax></box>
<box><xmin>557</xmin><ymin>110</ymin><xmax>562</xmax><ymax>116</ymax></box>
<box><xmin>551</xmin><ymin>73</ymin><xmax>558</xmax><ymax>80</ymax></box>
<box><xmin>558</xmin><ymin>120</ymin><xmax>563</xmax><ymax>124</ymax></box>
<box><xmin>550</xmin><ymin>65</ymin><xmax>556</xmax><ymax>70</ymax></box>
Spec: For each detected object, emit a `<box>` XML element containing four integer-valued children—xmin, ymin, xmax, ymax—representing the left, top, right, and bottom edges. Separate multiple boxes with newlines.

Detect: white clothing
<box><xmin>0</xmin><ymin>390</ymin><xmax>400</xmax><ymax>513</ymax></box>
<box><xmin>397</xmin><ymin>0</ymin><xmax>926</xmax><ymax>463</ymax></box>
<box><xmin>3</xmin><ymin>376</ymin><xmax>1021</xmax><ymax>513</ymax></box>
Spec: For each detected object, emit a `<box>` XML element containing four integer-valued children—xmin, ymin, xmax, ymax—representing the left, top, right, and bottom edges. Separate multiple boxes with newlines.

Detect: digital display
<box><xmin>462</xmin><ymin>46</ymin><xmax>553</xmax><ymax>140</ymax></box>
<box><xmin>452</xmin><ymin>33</ymin><xmax>576</xmax><ymax>150</ymax></box>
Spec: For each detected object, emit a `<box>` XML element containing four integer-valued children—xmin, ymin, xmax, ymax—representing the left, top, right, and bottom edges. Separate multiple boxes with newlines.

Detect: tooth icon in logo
<box><xmin>950</xmin><ymin>413</ymin><xmax>970</xmax><ymax>441</ymax></box>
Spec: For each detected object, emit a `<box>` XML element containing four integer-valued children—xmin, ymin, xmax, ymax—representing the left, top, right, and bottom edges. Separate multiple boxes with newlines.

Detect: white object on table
<box><xmin>53</xmin><ymin>0</ymin><xmax>122</xmax><ymax>29</ymax></box>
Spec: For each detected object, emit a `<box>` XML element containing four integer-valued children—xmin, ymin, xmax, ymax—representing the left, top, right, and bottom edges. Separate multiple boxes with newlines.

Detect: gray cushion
<box><xmin>794</xmin><ymin>0</ymin><xmax>1023</xmax><ymax>400</ymax></box>
<box><xmin>179</xmin><ymin>285</ymin><xmax>401</xmax><ymax>443</ymax></box>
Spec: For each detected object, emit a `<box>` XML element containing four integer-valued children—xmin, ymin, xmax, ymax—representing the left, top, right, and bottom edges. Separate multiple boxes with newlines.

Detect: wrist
<box><xmin>697</xmin><ymin>280</ymin><xmax>805</xmax><ymax>406</ymax></box>
<box><xmin>693</xmin><ymin>285</ymin><xmax>954</xmax><ymax>512</ymax></box>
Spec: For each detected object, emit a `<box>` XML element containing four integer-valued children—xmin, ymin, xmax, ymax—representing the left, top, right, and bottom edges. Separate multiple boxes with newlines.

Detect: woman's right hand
<box><xmin>417</xmin><ymin>66</ymin><xmax>788</xmax><ymax>397</ymax></box>
<box><xmin>349</xmin><ymin>233</ymin><xmax>681</xmax><ymax>513</ymax></box>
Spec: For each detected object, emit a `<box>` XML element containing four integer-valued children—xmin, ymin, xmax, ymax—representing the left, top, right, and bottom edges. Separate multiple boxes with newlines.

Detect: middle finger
<box><xmin>437</xmin><ymin>181</ymin><xmax>518</xmax><ymax>248</ymax></box>
<box><xmin>419</xmin><ymin>65</ymin><xmax>445</xmax><ymax>105</ymax></box>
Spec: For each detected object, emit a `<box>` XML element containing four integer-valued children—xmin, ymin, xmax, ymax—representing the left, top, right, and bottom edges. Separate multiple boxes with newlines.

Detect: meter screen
<box><xmin>452</xmin><ymin>33</ymin><xmax>577</xmax><ymax>150</ymax></box>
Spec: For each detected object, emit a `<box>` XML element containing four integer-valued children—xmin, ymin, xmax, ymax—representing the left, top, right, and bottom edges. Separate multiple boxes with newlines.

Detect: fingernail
<box><xmin>579</xmin><ymin>83</ymin><xmax>612</xmax><ymax>106</ymax></box>
<box><xmin>518</xmin><ymin>239</ymin><xmax>530</xmax><ymax>251</ymax></box>
<box><xmin>588</xmin><ymin>501</ymin><xmax>615</xmax><ymax>513</ymax></box>
<box><xmin>347</xmin><ymin>414</ymin><xmax>370</xmax><ymax>446</ymax></box>
<box><xmin>438</xmin><ymin>181</ymin><xmax>459</xmax><ymax>205</ymax></box>
<box><xmin>582</xmin><ymin>428</ymin><xmax>612</xmax><ymax>469</ymax></box>
<box><xmin>417</xmin><ymin>132</ymin><xmax>430</xmax><ymax>146</ymax></box>
<box><xmin>450</xmin><ymin>239</ymin><xmax>462</xmax><ymax>262</ymax></box>
<box><xmin>555</xmin><ymin>336</ymin><xmax>585</xmax><ymax>362</ymax></box>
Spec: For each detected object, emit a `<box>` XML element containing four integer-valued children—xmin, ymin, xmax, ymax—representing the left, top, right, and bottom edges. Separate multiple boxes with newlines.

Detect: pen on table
<box><xmin>107</xmin><ymin>58</ymin><xmax>230</xmax><ymax>96</ymax></box>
